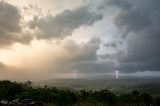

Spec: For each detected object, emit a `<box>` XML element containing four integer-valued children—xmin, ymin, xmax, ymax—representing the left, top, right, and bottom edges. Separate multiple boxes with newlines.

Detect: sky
<box><xmin>0</xmin><ymin>0</ymin><xmax>160</xmax><ymax>80</ymax></box>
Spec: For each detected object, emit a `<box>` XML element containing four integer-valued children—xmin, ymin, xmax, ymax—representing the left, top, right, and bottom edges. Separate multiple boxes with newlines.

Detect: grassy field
<box><xmin>34</xmin><ymin>78</ymin><xmax>160</xmax><ymax>97</ymax></box>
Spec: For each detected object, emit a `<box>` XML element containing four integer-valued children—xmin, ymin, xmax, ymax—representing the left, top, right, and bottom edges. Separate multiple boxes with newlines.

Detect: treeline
<box><xmin>0</xmin><ymin>80</ymin><xmax>160</xmax><ymax>106</ymax></box>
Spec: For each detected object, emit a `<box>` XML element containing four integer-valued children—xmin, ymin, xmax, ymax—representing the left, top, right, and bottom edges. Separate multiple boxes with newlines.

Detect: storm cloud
<box><xmin>0</xmin><ymin>0</ymin><xmax>160</xmax><ymax>80</ymax></box>
<box><xmin>28</xmin><ymin>7</ymin><xmax>103</xmax><ymax>39</ymax></box>
<box><xmin>99</xmin><ymin>0</ymin><xmax>160</xmax><ymax>72</ymax></box>
<box><xmin>0</xmin><ymin>1</ymin><xmax>32</xmax><ymax>46</ymax></box>
<box><xmin>47</xmin><ymin>37</ymin><xmax>101</xmax><ymax>73</ymax></box>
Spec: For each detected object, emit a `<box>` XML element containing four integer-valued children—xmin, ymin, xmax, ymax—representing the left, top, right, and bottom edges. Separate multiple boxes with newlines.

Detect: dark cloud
<box><xmin>0</xmin><ymin>1</ymin><xmax>32</xmax><ymax>46</ymax></box>
<box><xmin>47</xmin><ymin>37</ymin><xmax>101</xmax><ymax>73</ymax></box>
<box><xmin>101</xmin><ymin>0</ymin><xmax>160</xmax><ymax>72</ymax></box>
<box><xmin>113</xmin><ymin>1</ymin><xmax>152</xmax><ymax>38</ymax></box>
<box><xmin>0</xmin><ymin>1</ymin><xmax>21</xmax><ymax>45</ymax></box>
<box><xmin>28</xmin><ymin>7</ymin><xmax>103</xmax><ymax>39</ymax></box>
<box><xmin>103</xmin><ymin>40</ymin><xmax>122</xmax><ymax>48</ymax></box>
<box><xmin>101</xmin><ymin>0</ymin><xmax>132</xmax><ymax>10</ymax></box>
<box><xmin>98</xmin><ymin>53</ymin><xmax>115</xmax><ymax>60</ymax></box>
<box><xmin>70</xmin><ymin>37</ymin><xmax>101</xmax><ymax>62</ymax></box>
<box><xmin>0</xmin><ymin>2</ymin><xmax>21</xmax><ymax>32</ymax></box>
<box><xmin>104</xmin><ymin>42</ymin><xmax>117</xmax><ymax>48</ymax></box>
<box><xmin>75</xmin><ymin>60</ymin><xmax>115</xmax><ymax>73</ymax></box>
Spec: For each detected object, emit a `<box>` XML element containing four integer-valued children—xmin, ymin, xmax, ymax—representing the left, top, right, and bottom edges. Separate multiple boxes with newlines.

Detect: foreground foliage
<box><xmin>0</xmin><ymin>80</ymin><xmax>160</xmax><ymax>106</ymax></box>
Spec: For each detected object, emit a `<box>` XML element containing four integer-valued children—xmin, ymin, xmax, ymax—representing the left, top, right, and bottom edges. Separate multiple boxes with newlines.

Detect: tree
<box><xmin>25</xmin><ymin>81</ymin><xmax>32</xmax><ymax>88</ymax></box>
<box><xmin>153</xmin><ymin>97</ymin><xmax>160</xmax><ymax>106</ymax></box>
<box><xmin>140</xmin><ymin>93</ymin><xmax>153</xmax><ymax>106</ymax></box>
<box><xmin>130</xmin><ymin>90</ymin><xmax>140</xmax><ymax>103</ymax></box>
<box><xmin>91</xmin><ymin>90</ymin><xmax>117</xmax><ymax>104</ymax></box>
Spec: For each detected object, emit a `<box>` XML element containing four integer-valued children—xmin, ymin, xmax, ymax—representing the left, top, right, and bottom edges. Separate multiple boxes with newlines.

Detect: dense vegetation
<box><xmin>0</xmin><ymin>80</ymin><xmax>160</xmax><ymax>106</ymax></box>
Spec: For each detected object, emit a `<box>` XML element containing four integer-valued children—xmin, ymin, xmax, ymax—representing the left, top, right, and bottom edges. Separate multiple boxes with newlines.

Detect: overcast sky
<box><xmin>0</xmin><ymin>0</ymin><xmax>160</xmax><ymax>80</ymax></box>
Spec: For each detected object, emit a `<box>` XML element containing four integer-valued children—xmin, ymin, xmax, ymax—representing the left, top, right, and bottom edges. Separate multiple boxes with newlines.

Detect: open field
<box><xmin>34</xmin><ymin>77</ymin><xmax>160</xmax><ymax>97</ymax></box>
